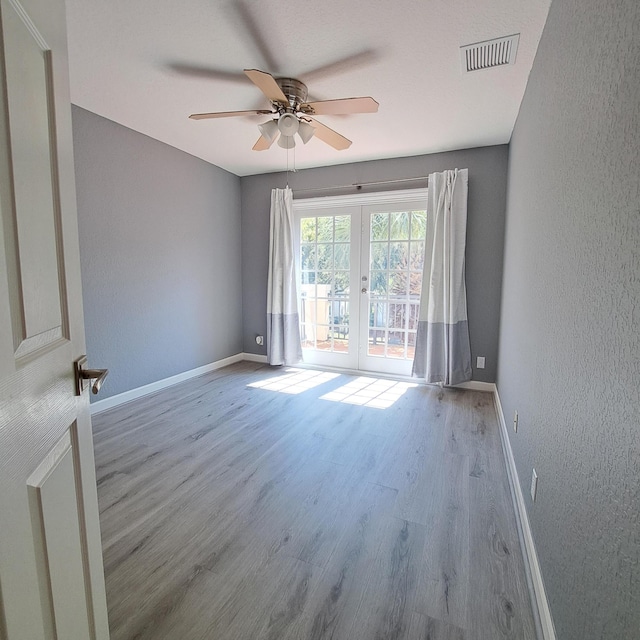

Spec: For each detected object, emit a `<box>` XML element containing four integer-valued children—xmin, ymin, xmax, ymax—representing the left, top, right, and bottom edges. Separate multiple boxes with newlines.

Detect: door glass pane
<box><xmin>370</xmin><ymin>213</ymin><xmax>389</xmax><ymax>240</ymax></box>
<box><xmin>332</xmin><ymin>269</ymin><xmax>348</xmax><ymax>292</ymax></box>
<box><xmin>368</xmin><ymin>328</ymin><xmax>387</xmax><ymax>356</ymax></box>
<box><xmin>333</xmin><ymin>332</ymin><xmax>349</xmax><ymax>352</ymax></box>
<box><xmin>334</xmin><ymin>216</ymin><xmax>350</xmax><ymax>242</ymax></box>
<box><xmin>299</xmin><ymin>214</ymin><xmax>352</xmax><ymax>356</ymax></box>
<box><xmin>388</xmin><ymin>303</ymin><xmax>406</xmax><ymax>329</ymax></box>
<box><xmin>369</xmin><ymin>271</ymin><xmax>388</xmax><ymax>296</ymax></box>
<box><xmin>334</xmin><ymin>244</ymin><xmax>350</xmax><ymax>269</ymax></box>
<box><xmin>390</xmin><ymin>212</ymin><xmax>409</xmax><ymax>240</ymax></box>
<box><xmin>409</xmin><ymin>241</ymin><xmax>425</xmax><ymax>272</ymax></box>
<box><xmin>408</xmin><ymin>303</ymin><xmax>420</xmax><ymax>330</ymax></box>
<box><xmin>387</xmin><ymin>331</ymin><xmax>406</xmax><ymax>358</ymax></box>
<box><xmin>370</xmin><ymin>243</ymin><xmax>388</xmax><ymax>270</ymax></box>
<box><xmin>367</xmin><ymin>210</ymin><xmax>427</xmax><ymax>360</ymax></box>
<box><xmin>389</xmin><ymin>271</ymin><xmax>408</xmax><ymax>298</ymax></box>
<box><xmin>410</xmin><ymin>211</ymin><xmax>426</xmax><ymax>240</ymax></box>
<box><xmin>369</xmin><ymin>302</ymin><xmax>386</xmax><ymax>328</ymax></box>
<box><xmin>317</xmin><ymin>217</ymin><xmax>333</xmax><ymax>242</ymax></box>
<box><xmin>301</xmin><ymin>244</ymin><xmax>316</xmax><ymax>270</ymax></box>
<box><xmin>389</xmin><ymin>242</ymin><xmax>409</xmax><ymax>270</ymax></box>
<box><xmin>301</xmin><ymin>217</ymin><xmax>316</xmax><ymax>242</ymax></box>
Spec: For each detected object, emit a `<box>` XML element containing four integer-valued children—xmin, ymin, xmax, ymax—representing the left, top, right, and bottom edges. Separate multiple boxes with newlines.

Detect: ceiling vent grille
<box><xmin>460</xmin><ymin>34</ymin><xmax>520</xmax><ymax>73</ymax></box>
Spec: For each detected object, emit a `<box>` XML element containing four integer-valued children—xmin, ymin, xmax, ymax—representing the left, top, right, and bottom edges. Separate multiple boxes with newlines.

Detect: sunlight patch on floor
<box><xmin>247</xmin><ymin>368</ymin><xmax>340</xmax><ymax>394</ymax></box>
<box><xmin>320</xmin><ymin>376</ymin><xmax>418</xmax><ymax>409</ymax></box>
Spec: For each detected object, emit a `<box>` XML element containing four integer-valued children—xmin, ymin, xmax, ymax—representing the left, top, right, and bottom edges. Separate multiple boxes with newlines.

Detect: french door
<box><xmin>293</xmin><ymin>190</ymin><xmax>427</xmax><ymax>376</ymax></box>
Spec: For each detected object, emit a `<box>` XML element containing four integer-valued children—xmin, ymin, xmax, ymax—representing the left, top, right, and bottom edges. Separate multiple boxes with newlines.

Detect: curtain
<box><xmin>266</xmin><ymin>187</ymin><xmax>302</xmax><ymax>365</ymax></box>
<box><xmin>412</xmin><ymin>169</ymin><xmax>472</xmax><ymax>385</ymax></box>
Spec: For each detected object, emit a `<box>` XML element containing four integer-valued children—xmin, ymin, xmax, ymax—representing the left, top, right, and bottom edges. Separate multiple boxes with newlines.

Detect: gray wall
<box><xmin>241</xmin><ymin>146</ymin><xmax>509</xmax><ymax>382</ymax></box>
<box><xmin>497</xmin><ymin>0</ymin><xmax>640</xmax><ymax>638</ymax></box>
<box><xmin>72</xmin><ymin>106</ymin><xmax>243</xmax><ymax>400</ymax></box>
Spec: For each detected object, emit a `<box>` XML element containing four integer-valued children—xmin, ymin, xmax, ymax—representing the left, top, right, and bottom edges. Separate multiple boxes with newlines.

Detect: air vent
<box><xmin>460</xmin><ymin>34</ymin><xmax>520</xmax><ymax>73</ymax></box>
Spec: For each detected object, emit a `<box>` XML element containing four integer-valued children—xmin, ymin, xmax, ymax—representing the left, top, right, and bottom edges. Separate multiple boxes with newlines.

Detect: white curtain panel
<box><xmin>266</xmin><ymin>187</ymin><xmax>303</xmax><ymax>365</ymax></box>
<box><xmin>412</xmin><ymin>169</ymin><xmax>472</xmax><ymax>385</ymax></box>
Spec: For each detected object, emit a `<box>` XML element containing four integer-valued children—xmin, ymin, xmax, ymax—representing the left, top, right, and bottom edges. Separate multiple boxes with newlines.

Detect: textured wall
<box><xmin>241</xmin><ymin>146</ymin><xmax>508</xmax><ymax>383</ymax></box>
<box><xmin>72</xmin><ymin>106</ymin><xmax>243</xmax><ymax>400</ymax></box>
<box><xmin>497</xmin><ymin>0</ymin><xmax>640</xmax><ymax>638</ymax></box>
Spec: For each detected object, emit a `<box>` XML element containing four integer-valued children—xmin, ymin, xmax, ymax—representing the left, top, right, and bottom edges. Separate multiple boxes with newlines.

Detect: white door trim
<box><xmin>293</xmin><ymin>188</ymin><xmax>428</xmax><ymax>211</ymax></box>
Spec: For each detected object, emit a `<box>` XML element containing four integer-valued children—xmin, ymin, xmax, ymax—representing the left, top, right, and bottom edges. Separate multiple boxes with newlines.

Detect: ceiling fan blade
<box><xmin>189</xmin><ymin>109</ymin><xmax>272</xmax><ymax>120</ymax></box>
<box><xmin>307</xmin><ymin>118</ymin><xmax>352</xmax><ymax>150</ymax></box>
<box><xmin>244</xmin><ymin>69</ymin><xmax>289</xmax><ymax>105</ymax></box>
<box><xmin>301</xmin><ymin>97</ymin><xmax>379</xmax><ymax>116</ymax></box>
<box><xmin>234</xmin><ymin>0</ymin><xmax>281</xmax><ymax>73</ymax></box>
<box><xmin>301</xmin><ymin>49</ymin><xmax>379</xmax><ymax>82</ymax></box>
<box><xmin>167</xmin><ymin>63</ymin><xmax>248</xmax><ymax>84</ymax></box>
<box><xmin>252</xmin><ymin>134</ymin><xmax>277</xmax><ymax>151</ymax></box>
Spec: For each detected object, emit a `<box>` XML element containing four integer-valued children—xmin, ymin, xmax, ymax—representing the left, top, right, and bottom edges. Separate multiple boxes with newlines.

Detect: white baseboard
<box><xmin>454</xmin><ymin>380</ymin><xmax>495</xmax><ymax>392</ymax></box>
<box><xmin>241</xmin><ymin>352</ymin><xmax>268</xmax><ymax>363</ymax></box>
<box><xmin>90</xmin><ymin>353</ymin><xmax>248</xmax><ymax>415</ymax></box>
<box><xmin>493</xmin><ymin>387</ymin><xmax>556</xmax><ymax>640</ymax></box>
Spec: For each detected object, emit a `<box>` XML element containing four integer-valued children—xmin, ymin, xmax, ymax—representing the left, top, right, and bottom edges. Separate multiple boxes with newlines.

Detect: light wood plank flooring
<box><xmin>92</xmin><ymin>362</ymin><xmax>536</xmax><ymax>640</ymax></box>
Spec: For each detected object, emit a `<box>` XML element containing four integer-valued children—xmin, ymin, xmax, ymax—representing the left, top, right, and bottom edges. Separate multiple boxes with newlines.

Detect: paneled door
<box><xmin>294</xmin><ymin>190</ymin><xmax>427</xmax><ymax>376</ymax></box>
<box><xmin>0</xmin><ymin>0</ymin><xmax>110</xmax><ymax>638</ymax></box>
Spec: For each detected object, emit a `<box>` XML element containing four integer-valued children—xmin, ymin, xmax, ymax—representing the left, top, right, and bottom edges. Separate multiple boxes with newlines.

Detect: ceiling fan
<box><xmin>188</xmin><ymin>69</ymin><xmax>379</xmax><ymax>151</ymax></box>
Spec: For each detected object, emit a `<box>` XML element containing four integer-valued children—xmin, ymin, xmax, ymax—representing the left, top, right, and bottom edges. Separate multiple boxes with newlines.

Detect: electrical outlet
<box><xmin>513</xmin><ymin>410</ymin><xmax>518</xmax><ymax>433</ymax></box>
<box><xmin>476</xmin><ymin>356</ymin><xmax>485</xmax><ymax>369</ymax></box>
<box><xmin>531</xmin><ymin>468</ymin><xmax>538</xmax><ymax>502</ymax></box>
<box><xmin>255</xmin><ymin>335</ymin><xmax>264</xmax><ymax>345</ymax></box>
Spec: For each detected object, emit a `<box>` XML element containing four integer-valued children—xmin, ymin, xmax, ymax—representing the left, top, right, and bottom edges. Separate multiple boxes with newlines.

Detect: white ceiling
<box><xmin>65</xmin><ymin>0</ymin><xmax>551</xmax><ymax>177</ymax></box>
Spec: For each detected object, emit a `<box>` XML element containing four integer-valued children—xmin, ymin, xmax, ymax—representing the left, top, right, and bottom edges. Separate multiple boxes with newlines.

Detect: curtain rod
<box><xmin>292</xmin><ymin>176</ymin><xmax>429</xmax><ymax>195</ymax></box>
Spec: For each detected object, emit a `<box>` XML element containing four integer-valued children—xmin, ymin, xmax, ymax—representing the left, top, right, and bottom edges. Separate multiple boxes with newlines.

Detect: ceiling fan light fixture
<box><xmin>278</xmin><ymin>134</ymin><xmax>296</xmax><ymax>149</ymax></box>
<box><xmin>278</xmin><ymin>113</ymin><xmax>299</xmax><ymax>136</ymax></box>
<box><xmin>258</xmin><ymin>119</ymin><xmax>279</xmax><ymax>142</ymax></box>
<box><xmin>297</xmin><ymin>120</ymin><xmax>315</xmax><ymax>144</ymax></box>
<box><xmin>189</xmin><ymin>69</ymin><xmax>376</xmax><ymax>153</ymax></box>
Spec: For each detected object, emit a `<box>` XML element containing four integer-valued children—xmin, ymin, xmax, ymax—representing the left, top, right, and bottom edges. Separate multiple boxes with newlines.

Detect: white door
<box><xmin>358</xmin><ymin>203</ymin><xmax>427</xmax><ymax>376</ymax></box>
<box><xmin>296</xmin><ymin>205</ymin><xmax>361</xmax><ymax>369</ymax></box>
<box><xmin>0</xmin><ymin>0</ymin><xmax>110</xmax><ymax>638</ymax></box>
<box><xmin>294</xmin><ymin>190</ymin><xmax>427</xmax><ymax>376</ymax></box>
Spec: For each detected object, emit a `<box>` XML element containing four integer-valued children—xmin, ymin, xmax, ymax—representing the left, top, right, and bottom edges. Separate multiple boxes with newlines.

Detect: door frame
<box><xmin>293</xmin><ymin>188</ymin><xmax>428</xmax><ymax>376</ymax></box>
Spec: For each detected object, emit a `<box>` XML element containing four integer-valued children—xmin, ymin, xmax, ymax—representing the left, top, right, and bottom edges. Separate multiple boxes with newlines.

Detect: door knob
<box><xmin>74</xmin><ymin>356</ymin><xmax>109</xmax><ymax>395</ymax></box>
<box><xmin>361</xmin><ymin>287</ymin><xmax>368</xmax><ymax>293</ymax></box>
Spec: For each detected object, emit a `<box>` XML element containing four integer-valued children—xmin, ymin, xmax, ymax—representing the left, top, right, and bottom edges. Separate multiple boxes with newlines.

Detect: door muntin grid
<box><xmin>367</xmin><ymin>210</ymin><xmax>426</xmax><ymax>360</ymax></box>
<box><xmin>299</xmin><ymin>214</ymin><xmax>352</xmax><ymax>353</ymax></box>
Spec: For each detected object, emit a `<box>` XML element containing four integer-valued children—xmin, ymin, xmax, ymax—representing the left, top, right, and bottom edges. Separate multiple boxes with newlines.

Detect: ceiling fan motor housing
<box><xmin>275</xmin><ymin>77</ymin><xmax>308</xmax><ymax>109</ymax></box>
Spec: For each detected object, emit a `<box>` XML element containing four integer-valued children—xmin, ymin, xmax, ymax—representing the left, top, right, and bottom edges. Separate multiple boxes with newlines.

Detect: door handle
<box><xmin>361</xmin><ymin>287</ymin><xmax>368</xmax><ymax>293</ymax></box>
<box><xmin>74</xmin><ymin>356</ymin><xmax>109</xmax><ymax>395</ymax></box>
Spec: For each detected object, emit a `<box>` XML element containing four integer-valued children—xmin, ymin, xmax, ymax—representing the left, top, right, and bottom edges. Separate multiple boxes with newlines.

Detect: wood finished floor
<box><xmin>92</xmin><ymin>362</ymin><xmax>536</xmax><ymax>640</ymax></box>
